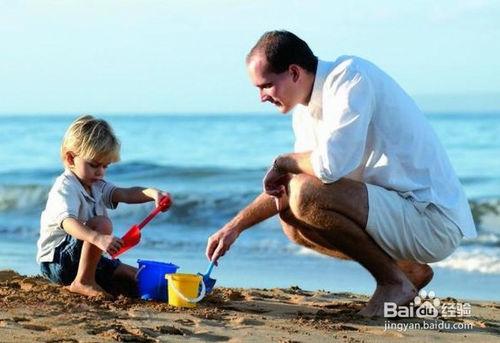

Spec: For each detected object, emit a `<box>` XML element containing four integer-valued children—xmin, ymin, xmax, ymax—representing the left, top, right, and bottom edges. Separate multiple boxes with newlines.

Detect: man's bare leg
<box><xmin>278</xmin><ymin>180</ymin><xmax>433</xmax><ymax>290</ymax></box>
<box><xmin>67</xmin><ymin>216</ymin><xmax>112</xmax><ymax>298</ymax></box>
<box><xmin>281</xmin><ymin>175</ymin><xmax>419</xmax><ymax>316</ymax></box>
<box><xmin>397</xmin><ymin>261</ymin><xmax>433</xmax><ymax>290</ymax></box>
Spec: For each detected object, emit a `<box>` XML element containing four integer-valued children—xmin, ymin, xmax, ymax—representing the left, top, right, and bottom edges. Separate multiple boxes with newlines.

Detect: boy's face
<box><xmin>67</xmin><ymin>153</ymin><xmax>109</xmax><ymax>191</ymax></box>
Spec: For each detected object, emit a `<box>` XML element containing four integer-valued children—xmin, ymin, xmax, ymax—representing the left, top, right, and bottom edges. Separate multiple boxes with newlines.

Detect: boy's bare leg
<box><xmin>113</xmin><ymin>264</ymin><xmax>138</xmax><ymax>280</ymax></box>
<box><xmin>111</xmin><ymin>264</ymin><xmax>139</xmax><ymax>297</ymax></box>
<box><xmin>67</xmin><ymin>216</ymin><xmax>112</xmax><ymax>298</ymax></box>
<box><xmin>279</xmin><ymin>175</ymin><xmax>422</xmax><ymax>317</ymax></box>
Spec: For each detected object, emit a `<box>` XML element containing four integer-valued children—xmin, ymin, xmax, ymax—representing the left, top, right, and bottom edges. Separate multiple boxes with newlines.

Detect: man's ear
<box><xmin>289</xmin><ymin>65</ymin><xmax>300</xmax><ymax>82</ymax></box>
<box><xmin>65</xmin><ymin>151</ymin><xmax>76</xmax><ymax>167</ymax></box>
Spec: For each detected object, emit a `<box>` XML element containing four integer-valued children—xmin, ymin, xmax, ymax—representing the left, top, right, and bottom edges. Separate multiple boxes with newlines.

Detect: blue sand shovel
<box><xmin>198</xmin><ymin>261</ymin><xmax>217</xmax><ymax>294</ymax></box>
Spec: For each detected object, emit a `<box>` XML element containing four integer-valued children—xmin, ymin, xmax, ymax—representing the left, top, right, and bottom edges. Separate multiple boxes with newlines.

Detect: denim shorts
<box><xmin>40</xmin><ymin>234</ymin><xmax>122</xmax><ymax>293</ymax></box>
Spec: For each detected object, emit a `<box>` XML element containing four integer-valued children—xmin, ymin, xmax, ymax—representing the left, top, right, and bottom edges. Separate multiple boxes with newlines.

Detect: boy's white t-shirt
<box><xmin>36</xmin><ymin>169</ymin><xmax>117</xmax><ymax>263</ymax></box>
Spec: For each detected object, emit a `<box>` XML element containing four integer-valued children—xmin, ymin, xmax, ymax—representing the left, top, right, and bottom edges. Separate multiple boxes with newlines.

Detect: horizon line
<box><xmin>1</xmin><ymin>110</ymin><xmax>500</xmax><ymax>117</ymax></box>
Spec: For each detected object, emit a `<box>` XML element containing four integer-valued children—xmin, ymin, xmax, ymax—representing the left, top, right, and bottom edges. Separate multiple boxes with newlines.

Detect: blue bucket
<box><xmin>137</xmin><ymin>259</ymin><xmax>179</xmax><ymax>301</ymax></box>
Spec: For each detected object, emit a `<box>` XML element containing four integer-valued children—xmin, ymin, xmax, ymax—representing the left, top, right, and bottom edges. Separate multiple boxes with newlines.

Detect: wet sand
<box><xmin>0</xmin><ymin>270</ymin><xmax>499</xmax><ymax>342</ymax></box>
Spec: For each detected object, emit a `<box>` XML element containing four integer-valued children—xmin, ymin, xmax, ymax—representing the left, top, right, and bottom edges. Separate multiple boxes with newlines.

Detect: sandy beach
<box><xmin>0</xmin><ymin>270</ymin><xmax>498</xmax><ymax>342</ymax></box>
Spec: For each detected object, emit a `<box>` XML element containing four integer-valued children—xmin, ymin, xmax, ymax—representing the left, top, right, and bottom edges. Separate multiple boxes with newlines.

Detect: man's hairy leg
<box><xmin>281</xmin><ymin>212</ymin><xmax>432</xmax><ymax>290</ymax></box>
<box><xmin>279</xmin><ymin>176</ymin><xmax>433</xmax><ymax>290</ymax></box>
<box><xmin>279</xmin><ymin>210</ymin><xmax>351</xmax><ymax>260</ymax></box>
<box><xmin>282</xmin><ymin>174</ymin><xmax>418</xmax><ymax>317</ymax></box>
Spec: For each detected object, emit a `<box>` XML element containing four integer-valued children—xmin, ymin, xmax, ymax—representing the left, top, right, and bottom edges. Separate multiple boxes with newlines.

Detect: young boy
<box><xmin>36</xmin><ymin>115</ymin><xmax>170</xmax><ymax>298</ymax></box>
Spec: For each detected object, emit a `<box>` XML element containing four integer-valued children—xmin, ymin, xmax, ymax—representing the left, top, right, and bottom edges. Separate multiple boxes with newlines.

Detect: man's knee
<box><xmin>86</xmin><ymin>216</ymin><xmax>113</xmax><ymax>235</ymax></box>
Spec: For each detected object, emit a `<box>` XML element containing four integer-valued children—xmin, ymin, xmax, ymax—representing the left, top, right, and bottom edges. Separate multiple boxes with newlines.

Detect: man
<box><xmin>206</xmin><ymin>30</ymin><xmax>476</xmax><ymax>317</ymax></box>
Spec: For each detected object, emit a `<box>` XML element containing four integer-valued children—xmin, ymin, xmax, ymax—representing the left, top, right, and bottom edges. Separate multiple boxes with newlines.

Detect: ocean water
<box><xmin>0</xmin><ymin>113</ymin><xmax>499</xmax><ymax>301</ymax></box>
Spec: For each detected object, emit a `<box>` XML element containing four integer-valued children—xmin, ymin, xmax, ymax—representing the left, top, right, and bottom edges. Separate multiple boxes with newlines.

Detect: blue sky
<box><xmin>1</xmin><ymin>0</ymin><xmax>499</xmax><ymax>115</ymax></box>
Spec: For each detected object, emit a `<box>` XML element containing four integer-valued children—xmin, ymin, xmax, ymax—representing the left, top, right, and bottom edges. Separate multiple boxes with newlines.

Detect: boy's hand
<box><xmin>144</xmin><ymin>188</ymin><xmax>172</xmax><ymax>211</ymax></box>
<box><xmin>94</xmin><ymin>234</ymin><xmax>123</xmax><ymax>256</ymax></box>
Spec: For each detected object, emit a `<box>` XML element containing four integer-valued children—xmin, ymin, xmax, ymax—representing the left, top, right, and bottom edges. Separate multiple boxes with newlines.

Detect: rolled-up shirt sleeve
<box><xmin>311</xmin><ymin>67</ymin><xmax>374</xmax><ymax>183</ymax></box>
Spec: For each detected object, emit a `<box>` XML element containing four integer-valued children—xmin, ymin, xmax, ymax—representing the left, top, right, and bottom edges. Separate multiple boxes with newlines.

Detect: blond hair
<box><xmin>61</xmin><ymin>115</ymin><xmax>120</xmax><ymax>166</ymax></box>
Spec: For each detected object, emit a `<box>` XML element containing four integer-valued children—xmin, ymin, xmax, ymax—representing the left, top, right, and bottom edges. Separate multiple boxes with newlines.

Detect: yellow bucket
<box><xmin>166</xmin><ymin>273</ymin><xmax>206</xmax><ymax>308</ymax></box>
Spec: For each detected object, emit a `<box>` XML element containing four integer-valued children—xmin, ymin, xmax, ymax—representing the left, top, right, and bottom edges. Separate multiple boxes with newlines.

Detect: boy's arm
<box><xmin>112</xmin><ymin>187</ymin><xmax>169</xmax><ymax>208</ymax></box>
<box><xmin>62</xmin><ymin>217</ymin><xmax>123</xmax><ymax>255</ymax></box>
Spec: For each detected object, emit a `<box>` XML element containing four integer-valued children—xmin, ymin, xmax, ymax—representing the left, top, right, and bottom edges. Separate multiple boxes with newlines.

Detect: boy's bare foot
<box><xmin>358</xmin><ymin>275</ymin><xmax>417</xmax><ymax>317</ymax></box>
<box><xmin>397</xmin><ymin>261</ymin><xmax>434</xmax><ymax>290</ymax></box>
<box><xmin>66</xmin><ymin>280</ymin><xmax>112</xmax><ymax>298</ymax></box>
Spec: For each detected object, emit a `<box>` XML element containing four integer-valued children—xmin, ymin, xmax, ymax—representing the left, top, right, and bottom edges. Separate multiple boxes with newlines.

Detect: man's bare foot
<box><xmin>66</xmin><ymin>280</ymin><xmax>112</xmax><ymax>298</ymax></box>
<box><xmin>397</xmin><ymin>261</ymin><xmax>434</xmax><ymax>290</ymax></box>
<box><xmin>358</xmin><ymin>275</ymin><xmax>417</xmax><ymax>317</ymax></box>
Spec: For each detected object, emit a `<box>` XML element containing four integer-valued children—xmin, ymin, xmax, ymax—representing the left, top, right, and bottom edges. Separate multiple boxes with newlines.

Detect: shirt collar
<box><xmin>63</xmin><ymin>168</ymin><xmax>95</xmax><ymax>202</ymax></box>
<box><xmin>305</xmin><ymin>59</ymin><xmax>337</xmax><ymax>119</ymax></box>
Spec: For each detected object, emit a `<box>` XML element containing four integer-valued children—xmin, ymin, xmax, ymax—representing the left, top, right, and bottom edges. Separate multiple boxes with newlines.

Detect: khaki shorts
<box><xmin>365</xmin><ymin>184</ymin><xmax>463</xmax><ymax>264</ymax></box>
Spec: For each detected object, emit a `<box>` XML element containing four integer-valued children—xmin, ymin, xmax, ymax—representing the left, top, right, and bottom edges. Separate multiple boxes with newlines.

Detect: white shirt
<box><xmin>36</xmin><ymin>169</ymin><xmax>117</xmax><ymax>263</ymax></box>
<box><xmin>293</xmin><ymin>56</ymin><xmax>477</xmax><ymax>238</ymax></box>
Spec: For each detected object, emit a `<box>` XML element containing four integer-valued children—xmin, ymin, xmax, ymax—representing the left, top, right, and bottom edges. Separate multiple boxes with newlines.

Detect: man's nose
<box><xmin>259</xmin><ymin>89</ymin><xmax>269</xmax><ymax>102</ymax></box>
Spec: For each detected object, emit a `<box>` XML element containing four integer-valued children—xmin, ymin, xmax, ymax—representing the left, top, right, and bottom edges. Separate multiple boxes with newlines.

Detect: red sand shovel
<box><xmin>111</xmin><ymin>196</ymin><xmax>172</xmax><ymax>259</ymax></box>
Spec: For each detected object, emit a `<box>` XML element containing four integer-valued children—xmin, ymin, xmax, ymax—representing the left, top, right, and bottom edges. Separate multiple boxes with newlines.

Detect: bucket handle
<box><xmin>135</xmin><ymin>265</ymin><xmax>146</xmax><ymax>281</ymax></box>
<box><xmin>169</xmin><ymin>278</ymin><xmax>206</xmax><ymax>303</ymax></box>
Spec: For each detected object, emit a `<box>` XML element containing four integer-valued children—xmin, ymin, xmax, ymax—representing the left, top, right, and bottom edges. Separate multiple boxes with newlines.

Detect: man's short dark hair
<box><xmin>247</xmin><ymin>30</ymin><xmax>318</xmax><ymax>74</ymax></box>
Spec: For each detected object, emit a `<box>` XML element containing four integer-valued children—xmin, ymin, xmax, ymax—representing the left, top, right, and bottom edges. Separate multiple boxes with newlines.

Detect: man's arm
<box><xmin>274</xmin><ymin>152</ymin><xmax>314</xmax><ymax>176</ymax></box>
<box><xmin>263</xmin><ymin>151</ymin><xmax>315</xmax><ymax>198</ymax></box>
<box><xmin>206</xmin><ymin>192</ymin><xmax>277</xmax><ymax>263</ymax></box>
<box><xmin>207</xmin><ymin>151</ymin><xmax>317</xmax><ymax>263</ymax></box>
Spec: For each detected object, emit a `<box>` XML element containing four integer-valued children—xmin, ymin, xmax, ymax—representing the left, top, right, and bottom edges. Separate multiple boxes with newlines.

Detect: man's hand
<box><xmin>263</xmin><ymin>163</ymin><xmax>291</xmax><ymax>198</ymax></box>
<box><xmin>206</xmin><ymin>225</ymin><xmax>240</xmax><ymax>264</ymax></box>
<box><xmin>93</xmin><ymin>234</ymin><xmax>123</xmax><ymax>256</ymax></box>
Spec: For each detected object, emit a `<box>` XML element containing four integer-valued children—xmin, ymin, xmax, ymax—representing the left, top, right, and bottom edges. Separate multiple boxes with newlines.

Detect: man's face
<box><xmin>247</xmin><ymin>53</ymin><xmax>299</xmax><ymax>113</ymax></box>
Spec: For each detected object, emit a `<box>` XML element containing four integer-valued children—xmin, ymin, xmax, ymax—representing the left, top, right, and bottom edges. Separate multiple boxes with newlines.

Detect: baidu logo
<box><xmin>384</xmin><ymin>289</ymin><xmax>441</xmax><ymax>318</ymax></box>
<box><xmin>412</xmin><ymin>290</ymin><xmax>441</xmax><ymax>318</ymax></box>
